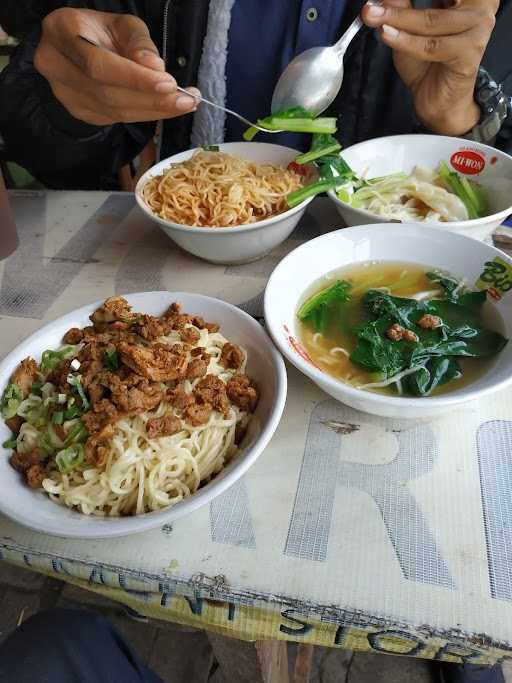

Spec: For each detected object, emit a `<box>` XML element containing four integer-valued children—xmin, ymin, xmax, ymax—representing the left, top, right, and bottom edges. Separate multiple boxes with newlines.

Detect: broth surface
<box><xmin>298</xmin><ymin>261</ymin><xmax>503</xmax><ymax>397</ymax></box>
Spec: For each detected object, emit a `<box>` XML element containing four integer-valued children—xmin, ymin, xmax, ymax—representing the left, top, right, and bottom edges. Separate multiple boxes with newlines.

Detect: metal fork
<box><xmin>77</xmin><ymin>35</ymin><xmax>283</xmax><ymax>133</ymax></box>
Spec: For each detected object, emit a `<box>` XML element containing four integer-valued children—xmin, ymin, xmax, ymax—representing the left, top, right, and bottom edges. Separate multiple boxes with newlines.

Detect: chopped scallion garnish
<box><xmin>2</xmin><ymin>438</ymin><xmax>17</xmax><ymax>449</ymax></box>
<box><xmin>52</xmin><ymin>411</ymin><xmax>64</xmax><ymax>425</ymax></box>
<box><xmin>0</xmin><ymin>383</ymin><xmax>23</xmax><ymax>419</ymax></box>
<box><xmin>55</xmin><ymin>444</ymin><xmax>85</xmax><ymax>474</ymax></box>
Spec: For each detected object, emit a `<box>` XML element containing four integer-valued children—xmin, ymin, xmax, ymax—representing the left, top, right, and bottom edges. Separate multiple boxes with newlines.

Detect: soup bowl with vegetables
<box><xmin>326</xmin><ymin>135</ymin><xmax>512</xmax><ymax>242</ymax></box>
<box><xmin>264</xmin><ymin>223</ymin><xmax>512</xmax><ymax>419</ymax></box>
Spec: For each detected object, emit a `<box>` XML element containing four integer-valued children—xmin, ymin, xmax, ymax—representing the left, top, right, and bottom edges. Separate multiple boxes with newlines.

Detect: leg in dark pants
<box><xmin>439</xmin><ymin>662</ymin><xmax>506</xmax><ymax>683</ymax></box>
<box><xmin>0</xmin><ymin>608</ymin><xmax>164</xmax><ymax>683</ymax></box>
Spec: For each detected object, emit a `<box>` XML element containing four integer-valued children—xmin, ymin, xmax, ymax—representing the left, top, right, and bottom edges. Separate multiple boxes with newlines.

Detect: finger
<box><xmin>380</xmin><ymin>24</ymin><xmax>488</xmax><ymax>68</ymax></box>
<box><xmin>37</xmin><ymin>40</ymin><xmax>177</xmax><ymax>102</ymax></box>
<box><xmin>38</xmin><ymin>42</ymin><xmax>201</xmax><ymax>118</ymax></box>
<box><xmin>109</xmin><ymin>13</ymin><xmax>165</xmax><ymax>72</ymax></box>
<box><xmin>53</xmin><ymin>82</ymin><xmax>198</xmax><ymax>124</ymax></box>
<box><xmin>46</xmin><ymin>10</ymin><xmax>175</xmax><ymax>92</ymax></box>
<box><xmin>363</xmin><ymin>4</ymin><xmax>488</xmax><ymax>35</ymax></box>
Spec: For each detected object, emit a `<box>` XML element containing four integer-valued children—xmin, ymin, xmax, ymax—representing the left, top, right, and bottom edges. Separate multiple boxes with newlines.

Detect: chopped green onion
<box><xmin>202</xmin><ymin>145</ymin><xmax>220</xmax><ymax>152</ymax></box>
<box><xmin>55</xmin><ymin>444</ymin><xmax>85</xmax><ymax>474</ymax></box>
<box><xmin>2</xmin><ymin>438</ymin><xmax>17</xmax><ymax>449</ymax></box>
<box><xmin>40</xmin><ymin>346</ymin><xmax>77</xmax><ymax>375</ymax></box>
<box><xmin>38</xmin><ymin>433</ymin><xmax>55</xmax><ymax>456</ymax></box>
<box><xmin>31</xmin><ymin>382</ymin><xmax>43</xmax><ymax>395</ymax></box>
<box><xmin>67</xmin><ymin>376</ymin><xmax>90</xmax><ymax>411</ymax></box>
<box><xmin>104</xmin><ymin>349</ymin><xmax>119</xmax><ymax>371</ymax></box>
<box><xmin>64</xmin><ymin>405</ymin><xmax>81</xmax><ymax>420</ymax></box>
<box><xmin>52</xmin><ymin>411</ymin><xmax>64</xmax><ymax>425</ymax></box>
<box><xmin>1</xmin><ymin>383</ymin><xmax>23</xmax><ymax>419</ymax></box>
<box><xmin>63</xmin><ymin>421</ymin><xmax>87</xmax><ymax>447</ymax></box>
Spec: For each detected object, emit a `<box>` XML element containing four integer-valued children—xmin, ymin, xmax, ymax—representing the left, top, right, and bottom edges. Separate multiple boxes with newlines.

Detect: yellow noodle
<box><xmin>142</xmin><ymin>150</ymin><xmax>304</xmax><ymax>228</ymax></box>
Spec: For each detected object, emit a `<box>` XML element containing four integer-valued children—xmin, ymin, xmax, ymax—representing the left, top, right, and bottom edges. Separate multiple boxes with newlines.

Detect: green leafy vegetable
<box><xmin>298</xmin><ymin>280</ymin><xmax>351</xmax><ymax>334</ymax></box>
<box><xmin>437</xmin><ymin>161</ymin><xmax>487</xmax><ymax>220</ymax></box>
<box><xmin>318</xmin><ymin>154</ymin><xmax>354</xmax><ymax>181</ymax></box>
<box><xmin>104</xmin><ymin>349</ymin><xmax>119</xmax><ymax>371</ymax></box>
<box><xmin>347</xmin><ymin>287</ymin><xmax>508</xmax><ymax>396</ymax></box>
<box><xmin>295</xmin><ymin>134</ymin><xmax>341</xmax><ymax>165</ymax></box>
<box><xmin>1</xmin><ymin>383</ymin><xmax>23</xmax><ymax>419</ymax></box>
<box><xmin>243</xmin><ymin>107</ymin><xmax>336</xmax><ymax>141</ymax></box>
<box><xmin>287</xmin><ymin>178</ymin><xmax>342</xmax><ymax>208</ymax></box>
<box><xmin>55</xmin><ymin>444</ymin><xmax>85</xmax><ymax>474</ymax></box>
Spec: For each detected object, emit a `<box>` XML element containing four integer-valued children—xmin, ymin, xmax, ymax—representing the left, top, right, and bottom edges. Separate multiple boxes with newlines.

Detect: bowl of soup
<box><xmin>264</xmin><ymin>223</ymin><xmax>512</xmax><ymax>419</ymax></box>
<box><xmin>326</xmin><ymin>135</ymin><xmax>512</xmax><ymax>242</ymax></box>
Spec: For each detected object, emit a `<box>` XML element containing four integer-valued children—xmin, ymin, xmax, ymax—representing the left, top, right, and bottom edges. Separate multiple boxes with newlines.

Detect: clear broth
<box><xmin>298</xmin><ymin>260</ymin><xmax>504</xmax><ymax>397</ymax></box>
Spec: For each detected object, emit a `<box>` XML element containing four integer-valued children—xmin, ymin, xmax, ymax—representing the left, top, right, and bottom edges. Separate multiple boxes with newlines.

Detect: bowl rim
<box><xmin>264</xmin><ymin>223</ymin><xmax>512</xmax><ymax>410</ymax></box>
<box><xmin>134</xmin><ymin>141</ymin><xmax>315</xmax><ymax>235</ymax></box>
<box><xmin>326</xmin><ymin>133</ymin><xmax>512</xmax><ymax>226</ymax></box>
<box><xmin>0</xmin><ymin>291</ymin><xmax>288</xmax><ymax>538</ymax></box>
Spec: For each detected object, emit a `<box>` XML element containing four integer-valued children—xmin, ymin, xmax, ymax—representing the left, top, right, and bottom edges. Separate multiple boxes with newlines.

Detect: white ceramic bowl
<box><xmin>327</xmin><ymin>135</ymin><xmax>512</xmax><ymax>242</ymax></box>
<box><xmin>264</xmin><ymin>223</ymin><xmax>512</xmax><ymax>420</ymax></box>
<box><xmin>135</xmin><ymin>142</ymin><xmax>313</xmax><ymax>265</ymax></box>
<box><xmin>0</xmin><ymin>292</ymin><xmax>287</xmax><ymax>538</ymax></box>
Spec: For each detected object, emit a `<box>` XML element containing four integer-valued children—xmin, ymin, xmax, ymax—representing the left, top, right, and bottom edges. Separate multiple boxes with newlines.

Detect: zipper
<box><xmin>155</xmin><ymin>0</ymin><xmax>173</xmax><ymax>161</ymax></box>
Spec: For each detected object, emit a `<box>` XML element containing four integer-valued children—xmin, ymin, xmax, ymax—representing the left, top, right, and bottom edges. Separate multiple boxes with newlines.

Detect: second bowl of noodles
<box><xmin>135</xmin><ymin>142</ymin><xmax>315</xmax><ymax>265</ymax></box>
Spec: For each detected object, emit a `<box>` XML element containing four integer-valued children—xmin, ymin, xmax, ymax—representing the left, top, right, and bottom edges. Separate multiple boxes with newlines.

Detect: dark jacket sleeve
<box><xmin>0</xmin><ymin>31</ymin><xmax>152</xmax><ymax>190</ymax></box>
<box><xmin>0</xmin><ymin>0</ymin><xmax>54</xmax><ymax>38</ymax></box>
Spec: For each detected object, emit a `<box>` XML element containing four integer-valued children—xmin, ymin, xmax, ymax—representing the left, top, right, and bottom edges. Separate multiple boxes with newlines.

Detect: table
<box><xmin>1</xmin><ymin>191</ymin><xmax>512</xmax><ymax>674</ymax></box>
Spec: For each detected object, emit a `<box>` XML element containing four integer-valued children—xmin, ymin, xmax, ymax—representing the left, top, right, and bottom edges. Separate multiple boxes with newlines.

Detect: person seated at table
<box><xmin>0</xmin><ymin>0</ymin><xmax>510</xmax><ymax>191</ymax></box>
<box><xmin>0</xmin><ymin>608</ymin><xmax>507</xmax><ymax>683</ymax></box>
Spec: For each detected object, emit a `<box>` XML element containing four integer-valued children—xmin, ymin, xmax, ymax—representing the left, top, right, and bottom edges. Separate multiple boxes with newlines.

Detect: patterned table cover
<box><xmin>1</xmin><ymin>190</ymin><xmax>512</xmax><ymax>665</ymax></box>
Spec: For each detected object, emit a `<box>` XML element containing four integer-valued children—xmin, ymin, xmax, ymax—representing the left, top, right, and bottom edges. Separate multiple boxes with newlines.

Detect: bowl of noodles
<box><xmin>0</xmin><ymin>292</ymin><xmax>287</xmax><ymax>538</ymax></box>
<box><xmin>135</xmin><ymin>142</ymin><xmax>314</xmax><ymax>265</ymax></box>
<box><xmin>326</xmin><ymin>135</ymin><xmax>512</xmax><ymax>241</ymax></box>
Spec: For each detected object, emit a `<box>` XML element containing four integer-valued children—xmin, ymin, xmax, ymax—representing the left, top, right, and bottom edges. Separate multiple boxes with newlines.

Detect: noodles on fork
<box><xmin>142</xmin><ymin>151</ymin><xmax>304</xmax><ymax>228</ymax></box>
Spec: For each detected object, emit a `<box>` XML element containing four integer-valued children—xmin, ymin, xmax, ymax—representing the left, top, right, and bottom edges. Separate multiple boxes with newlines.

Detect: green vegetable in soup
<box><xmin>298</xmin><ymin>270</ymin><xmax>508</xmax><ymax>397</ymax></box>
<box><xmin>297</xmin><ymin>280</ymin><xmax>351</xmax><ymax>334</ymax></box>
<box><xmin>349</xmin><ymin>287</ymin><xmax>507</xmax><ymax>395</ymax></box>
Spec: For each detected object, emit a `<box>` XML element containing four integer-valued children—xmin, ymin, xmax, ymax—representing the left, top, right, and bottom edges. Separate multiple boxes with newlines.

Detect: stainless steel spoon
<box><xmin>271</xmin><ymin>2</ymin><xmax>381</xmax><ymax>116</ymax></box>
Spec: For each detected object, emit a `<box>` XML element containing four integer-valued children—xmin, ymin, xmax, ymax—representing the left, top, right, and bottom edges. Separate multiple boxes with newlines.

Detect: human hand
<box><xmin>34</xmin><ymin>8</ymin><xmax>200</xmax><ymax>125</ymax></box>
<box><xmin>362</xmin><ymin>0</ymin><xmax>499</xmax><ymax>135</ymax></box>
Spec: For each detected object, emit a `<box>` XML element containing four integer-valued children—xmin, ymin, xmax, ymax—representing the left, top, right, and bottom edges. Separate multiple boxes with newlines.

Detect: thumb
<box><xmin>109</xmin><ymin>14</ymin><xmax>166</xmax><ymax>72</ymax></box>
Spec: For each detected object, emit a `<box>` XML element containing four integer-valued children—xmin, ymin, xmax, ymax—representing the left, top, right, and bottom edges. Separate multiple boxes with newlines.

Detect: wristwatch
<box><xmin>464</xmin><ymin>67</ymin><xmax>511</xmax><ymax>144</ymax></box>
